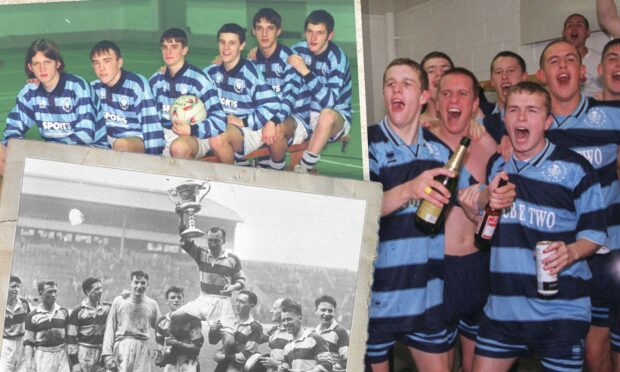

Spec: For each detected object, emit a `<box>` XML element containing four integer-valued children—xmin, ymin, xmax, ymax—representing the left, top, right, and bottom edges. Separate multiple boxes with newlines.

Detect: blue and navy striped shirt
<box><xmin>546</xmin><ymin>96</ymin><xmax>620</xmax><ymax>251</ymax></box>
<box><xmin>204</xmin><ymin>58</ymin><xmax>280</xmax><ymax>131</ymax></box>
<box><xmin>255</xmin><ymin>44</ymin><xmax>310</xmax><ymax>126</ymax></box>
<box><xmin>149</xmin><ymin>63</ymin><xmax>226</xmax><ymax>138</ymax></box>
<box><xmin>368</xmin><ymin>119</ymin><xmax>470</xmax><ymax>333</ymax></box>
<box><xmin>4</xmin><ymin>72</ymin><xmax>108</xmax><ymax>148</ymax></box>
<box><xmin>483</xmin><ymin>141</ymin><xmax>607</xmax><ymax>340</ymax></box>
<box><xmin>291</xmin><ymin>41</ymin><xmax>352</xmax><ymax>123</ymax></box>
<box><xmin>92</xmin><ymin>70</ymin><xmax>165</xmax><ymax>155</ymax></box>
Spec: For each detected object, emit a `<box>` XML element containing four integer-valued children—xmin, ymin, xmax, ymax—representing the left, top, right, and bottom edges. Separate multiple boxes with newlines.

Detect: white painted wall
<box><xmin>363</xmin><ymin>0</ymin><xmax>611</xmax><ymax>124</ymax></box>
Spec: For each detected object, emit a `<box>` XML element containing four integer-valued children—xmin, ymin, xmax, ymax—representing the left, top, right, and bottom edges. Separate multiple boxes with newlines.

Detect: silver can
<box><xmin>536</xmin><ymin>241</ymin><xmax>558</xmax><ymax>299</ymax></box>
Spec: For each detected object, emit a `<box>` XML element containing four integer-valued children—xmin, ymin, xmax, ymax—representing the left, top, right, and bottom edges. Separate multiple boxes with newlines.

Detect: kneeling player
<box><xmin>90</xmin><ymin>40</ymin><xmax>165</xmax><ymax>155</ymax></box>
<box><xmin>469</xmin><ymin>82</ymin><xmax>607</xmax><ymax>372</ymax></box>
<box><xmin>1</xmin><ymin>38</ymin><xmax>107</xmax><ymax>176</ymax></box>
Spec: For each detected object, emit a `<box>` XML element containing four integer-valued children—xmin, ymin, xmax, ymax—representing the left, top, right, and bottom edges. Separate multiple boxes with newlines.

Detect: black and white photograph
<box><xmin>0</xmin><ymin>140</ymin><xmax>381</xmax><ymax>372</ymax></box>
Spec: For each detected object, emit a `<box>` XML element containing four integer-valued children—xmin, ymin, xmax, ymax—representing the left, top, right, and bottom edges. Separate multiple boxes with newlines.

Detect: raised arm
<box><xmin>597</xmin><ymin>0</ymin><xmax>620</xmax><ymax>37</ymax></box>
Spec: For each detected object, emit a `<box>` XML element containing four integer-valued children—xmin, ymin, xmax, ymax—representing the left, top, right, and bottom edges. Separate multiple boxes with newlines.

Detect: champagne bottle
<box><xmin>415</xmin><ymin>136</ymin><xmax>471</xmax><ymax>233</ymax></box>
<box><xmin>474</xmin><ymin>178</ymin><xmax>508</xmax><ymax>251</ymax></box>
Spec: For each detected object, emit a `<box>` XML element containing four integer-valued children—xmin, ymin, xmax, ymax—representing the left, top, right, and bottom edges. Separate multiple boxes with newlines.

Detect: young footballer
<box><xmin>90</xmin><ymin>40</ymin><xmax>165</xmax><ymax>155</ymax></box>
<box><xmin>149</xmin><ymin>28</ymin><xmax>227</xmax><ymax>159</ymax></box>
<box><xmin>251</xmin><ymin>8</ymin><xmax>309</xmax><ymax>170</ymax></box>
<box><xmin>23</xmin><ymin>280</ymin><xmax>71</xmax><ymax>372</ymax></box>
<box><xmin>66</xmin><ymin>277</ymin><xmax>111</xmax><ymax>372</ymax></box>
<box><xmin>259</xmin><ymin>298</ymin><xmax>293</xmax><ymax>371</ymax></box>
<box><xmin>538</xmin><ymin>39</ymin><xmax>620</xmax><ymax>371</ymax></box>
<box><xmin>0</xmin><ymin>276</ymin><xmax>31</xmax><ymax>372</ymax></box>
<box><xmin>562</xmin><ymin>14</ymin><xmax>602</xmax><ymax>97</ymax></box>
<box><xmin>101</xmin><ymin>271</ymin><xmax>161</xmax><ymax>372</ymax></box>
<box><xmin>313</xmin><ymin>295</ymin><xmax>349</xmax><ymax>372</ymax></box>
<box><xmin>205</xmin><ymin>23</ymin><xmax>281</xmax><ymax>165</ymax></box>
<box><xmin>289</xmin><ymin>10</ymin><xmax>352</xmax><ymax>173</ymax></box>
<box><xmin>0</xmin><ymin>38</ymin><xmax>107</xmax><ymax>176</ymax></box>
<box><xmin>469</xmin><ymin>81</ymin><xmax>607</xmax><ymax>372</ymax></box>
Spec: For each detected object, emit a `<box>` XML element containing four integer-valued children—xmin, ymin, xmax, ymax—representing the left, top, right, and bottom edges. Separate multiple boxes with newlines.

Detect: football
<box><xmin>170</xmin><ymin>95</ymin><xmax>207</xmax><ymax>125</ymax></box>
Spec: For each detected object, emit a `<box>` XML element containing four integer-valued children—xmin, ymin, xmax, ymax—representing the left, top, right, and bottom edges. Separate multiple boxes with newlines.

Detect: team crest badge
<box><xmin>62</xmin><ymin>98</ymin><xmax>73</xmax><ymax>113</ymax></box>
<box><xmin>543</xmin><ymin>162</ymin><xmax>568</xmax><ymax>183</ymax></box>
<box><xmin>425</xmin><ymin>142</ymin><xmax>440</xmax><ymax>159</ymax></box>
<box><xmin>584</xmin><ymin>108</ymin><xmax>607</xmax><ymax>128</ymax></box>
<box><xmin>214</xmin><ymin>73</ymin><xmax>223</xmax><ymax>84</ymax></box>
<box><xmin>234</xmin><ymin>79</ymin><xmax>245</xmax><ymax>93</ymax></box>
<box><xmin>119</xmin><ymin>96</ymin><xmax>129</xmax><ymax>110</ymax></box>
<box><xmin>321</xmin><ymin>64</ymin><xmax>329</xmax><ymax>77</ymax></box>
<box><xmin>180</xmin><ymin>86</ymin><xmax>188</xmax><ymax>95</ymax></box>
<box><xmin>38</xmin><ymin>98</ymin><xmax>46</xmax><ymax>109</ymax></box>
<box><xmin>274</xmin><ymin>64</ymin><xmax>283</xmax><ymax>77</ymax></box>
<box><xmin>100</xmin><ymin>90</ymin><xmax>107</xmax><ymax>100</ymax></box>
<box><xmin>304</xmin><ymin>55</ymin><xmax>312</xmax><ymax>65</ymax></box>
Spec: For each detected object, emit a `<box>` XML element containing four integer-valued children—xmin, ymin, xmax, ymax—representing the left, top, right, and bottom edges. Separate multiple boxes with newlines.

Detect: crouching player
<box><xmin>466</xmin><ymin>82</ymin><xmax>608</xmax><ymax>372</ymax></box>
<box><xmin>0</xmin><ymin>38</ymin><xmax>107</xmax><ymax>176</ymax></box>
<box><xmin>366</xmin><ymin>58</ymin><xmax>514</xmax><ymax>372</ymax></box>
<box><xmin>90</xmin><ymin>40</ymin><xmax>165</xmax><ymax>155</ymax></box>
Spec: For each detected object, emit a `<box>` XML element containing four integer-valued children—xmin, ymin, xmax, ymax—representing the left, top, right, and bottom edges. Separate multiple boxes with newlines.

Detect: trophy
<box><xmin>168</xmin><ymin>180</ymin><xmax>211</xmax><ymax>240</ymax></box>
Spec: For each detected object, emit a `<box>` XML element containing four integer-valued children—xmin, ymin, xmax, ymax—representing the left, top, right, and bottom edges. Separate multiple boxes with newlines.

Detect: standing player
<box><xmin>430</xmin><ymin>68</ymin><xmax>502</xmax><ymax>372</ymax></box>
<box><xmin>149</xmin><ymin>28</ymin><xmax>227</xmax><ymax>159</ymax></box>
<box><xmin>1</xmin><ymin>276</ymin><xmax>31</xmax><ymax>372</ymax></box>
<box><xmin>23</xmin><ymin>280</ymin><xmax>71</xmax><ymax>372</ymax></box>
<box><xmin>101</xmin><ymin>271</ymin><xmax>161</xmax><ymax>372</ymax></box>
<box><xmin>289</xmin><ymin>10</ymin><xmax>352</xmax><ymax>173</ymax></box>
<box><xmin>0</xmin><ymin>38</ymin><xmax>107</xmax><ymax>176</ymax></box>
<box><xmin>280</xmin><ymin>301</ymin><xmax>332</xmax><ymax>372</ymax></box>
<box><xmin>561</xmin><ymin>14</ymin><xmax>602</xmax><ymax>97</ymax></box>
<box><xmin>251</xmin><ymin>8</ymin><xmax>309</xmax><ymax>170</ymax></box>
<box><xmin>537</xmin><ymin>39</ymin><xmax>620</xmax><ymax>372</ymax></box>
<box><xmin>420</xmin><ymin>51</ymin><xmax>454</xmax><ymax>124</ymax></box>
<box><xmin>205</xmin><ymin>23</ymin><xmax>281</xmax><ymax>165</ymax></box>
<box><xmin>90</xmin><ymin>40</ymin><xmax>165</xmax><ymax>155</ymax></box>
<box><xmin>312</xmin><ymin>295</ymin><xmax>348</xmax><ymax>372</ymax></box>
<box><xmin>156</xmin><ymin>286</ymin><xmax>203</xmax><ymax>372</ymax></box>
<box><xmin>259</xmin><ymin>298</ymin><xmax>293</xmax><ymax>371</ymax></box>
<box><xmin>209</xmin><ymin>290</ymin><xmax>263</xmax><ymax>371</ymax></box>
<box><xmin>168</xmin><ymin>226</ymin><xmax>244</xmax><ymax>360</ymax></box>
<box><xmin>66</xmin><ymin>277</ymin><xmax>111</xmax><ymax>372</ymax></box>
<box><xmin>470</xmin><ymin>81</ymin><xmax>607</xmax><ymax>372</ymax></box>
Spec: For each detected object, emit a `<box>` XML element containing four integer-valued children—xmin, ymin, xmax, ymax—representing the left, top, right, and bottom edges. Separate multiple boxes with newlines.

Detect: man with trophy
<box><xmin>168</xmin><ymin>180</ymin><xmax>245</xmax><ymax>362</ymax></box>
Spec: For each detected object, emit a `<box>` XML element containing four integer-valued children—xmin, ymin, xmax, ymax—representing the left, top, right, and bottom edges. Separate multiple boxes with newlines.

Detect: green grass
<box><xmin>0</xmin><ymin>43</ymin><xmax>363</xmax><ymax>179</ymax></box>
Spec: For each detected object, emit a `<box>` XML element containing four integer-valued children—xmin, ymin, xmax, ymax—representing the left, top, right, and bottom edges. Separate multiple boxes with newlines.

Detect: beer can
<box><xmin>535</xmin><ymin>241</ymin><xmax>558</xmax><ymax>299</ymax></box>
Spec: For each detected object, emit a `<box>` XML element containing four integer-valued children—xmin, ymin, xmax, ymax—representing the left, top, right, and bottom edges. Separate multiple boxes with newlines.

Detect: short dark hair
<box><xmin>82</xmin><ymin>277</ymin><xmax>101</xmax><ymax>295</ymax></box>
<box><xmin>315</xmin><ymin>295</ymin><xmax>337</xmax><ymax>308</ymax></box>
<box><xmin>563</xmin><ymin>13</ymin><xmax>589</xmax><ymax>30</ymax></box>
<box><xmin>383</xmin><ymin>58</ymin><xmax>429</xmax><ymax>91</ymax></box>
<box><xmin>218</xmin><ymin>23</ymin><xmax>246</xmax><ymax>44</ymax></box>
<box><xmin>90</xmin><ymin>40</ymin><xmax>122</xmax><ymax>60</ymax></box>
<box><xmin>25</xmin><ymin>38</ymin><xmax>64</xmax><ymax>78</ymax></box>
<box><xmin>130</xmin><ymin>270</ymin><xmax>149</xmax><ymax>281</ymax></box>
<box><xmin>161</xmin><ymin>28</ymin><xmax>188</xmax><ymax>47</ymax></box>
<box><xmin>282</xmin><ymin>301</ymin><xmax>303</xmax><ymax>316</ymax></box>
<box><xmin>9</xmin><ymin>276</ymin><xmax>21</xmax><ymax>285</ymax></box>
<box><xmin>441</xmin><ymin>67</ymin><xmax>480</xmax><ymax>99</ymax></box>
<box><xmin>539</xmin><ymin>39</ymin><xmax>581</xmax><ymax>68</ymax></box>
<box><xmin>490</xmin><ymin>51</ymin><xmax>527</xmax><ymax>74</ymax></box>
<box><xmin>165</xmin><ymin>286</ymin><xmax>184</xmax><ymax>299</ymax></box>
<box><xmin>253</xmin><ymin>8</ymin><xmax>281</xmax><ymax>29</ymax></box>
<box><xmin>37</xmin><ymin>280</ymin><xmax>56</xmax><ymax>293</ymax></box>
<box><xmin>421</xmin><ymin>51</ymin><xmax>454</xmax><ymax>70</ymax></box>
<box><xmin>239</xmin><ymin>289</ymin><xmax>258</xmax><ymax>306</ymax></box>
<box><xmin>506</xmin><ymin>81</ymin><xmax>552</xmax><ymax>116</ymax></box>
<box><xmin>305</xmin><ymin>10</ymin><xmax>335</xmax><ymax>34</ymax></box>
<box><xmin>207</xmin><ymin>226</ymin><xmax>227</xmax><ymax>240</ymax></box>
<box><xmin>602</xmin><ymin>38</ymin><xmax>620</xmax><ymax>62</ymax></box>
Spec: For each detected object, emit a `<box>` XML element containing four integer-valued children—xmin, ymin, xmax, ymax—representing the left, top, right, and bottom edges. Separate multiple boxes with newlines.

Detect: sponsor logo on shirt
<box><xmin>103</xmin><ymin>111</ymin><xmax>128</xmax><ymax>125</ymax></box>
<box><xmin>575</xmin><ymin>148</ymin><xmax>603</xmax><ymax>166</ymax></box>
<box><xmin>220</xmin><ymin>97</ymin><xmax>238</xmax><ymax>109</ymax></box>
<box><xmin>503</xmin><ymin>202</ymin><xmax>556</xmax><ymax>229</ymax></box>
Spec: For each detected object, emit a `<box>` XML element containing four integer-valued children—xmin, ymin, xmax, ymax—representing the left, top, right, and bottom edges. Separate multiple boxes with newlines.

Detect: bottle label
<box><xmin>417</xmin><ymin>201</ymin><xmax>440</xmax><ymax>224</ymax></box>
<box><xmin>480</xmin><ymin>215</ymin><xmax>499</xmax><ymax>239</ymax></box>
<box><xmin>535</xmin><ymin>241</ymin><xmax>558</xmax><ymax>298</ymax></box>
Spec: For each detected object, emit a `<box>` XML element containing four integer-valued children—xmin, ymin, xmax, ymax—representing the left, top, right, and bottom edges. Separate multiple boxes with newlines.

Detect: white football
<box><xmin>170</xmin><ymin>95</ymin><xmax>207</xmax><ymax>125</ymax></box>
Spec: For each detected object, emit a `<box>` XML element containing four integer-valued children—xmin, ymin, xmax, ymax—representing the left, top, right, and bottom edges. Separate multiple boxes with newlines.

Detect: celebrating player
<box><xmin>66</xmin><ymin>277</ymin><xmax>111</xmax><ymax>372</ymax></box>
<box><xmin>469</xmin><ymin>81</ymin><xmax>607</xmax><ymax>372</ymax></box>
<box><xmin>90</xmin><ymin>40</ymin><xmax>165</xmax><ymax>155</ymax></box>
<box><xmin>0</xmin><ymin>276</ymin><xmax>31</xmax><ymax>372</ymax></box>
<box><xmin>0</xmin><ymin>38</ymin><xmax>107</xmax><ymax>176</ymax></box>
<box><xmin>101</xmin><ymin>270</ymin><xmax>161</xmax><ymax>372</ymax></box>
<box><xmin>23</xmin><ymin>280</ymin><xmax>71</xmax><ymax>372</ymax></box>
<box><xmin>260</xmin><ymin>298</ymin><xmax>293</xmax><ymax>371</ymax></box>
<box><xmin>205</xmin><ymin>23</ymin><xmax>281</xmax><ymax>165</ymax></box>
<box><xmin>250</xmin><ymin>8</ymin><xmax>310</xmax><ymax>170</ymax></box>
<box><xmin>289</xmin><ymin>10</ymin><xmax>352</xmax><ymax>174</ymax></box>
<box><xmin>313</xmin><ymin>295</ymin><xmax>348</xmax><ymax>372</ymax></box>
<box><xmin>149</xmin><ymin>28</ymin><xmax>227</xmax><ymax>159</ymax></box>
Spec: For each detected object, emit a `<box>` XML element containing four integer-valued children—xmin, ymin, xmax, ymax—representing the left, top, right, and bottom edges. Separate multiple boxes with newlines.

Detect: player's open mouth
<box><xmin>557</xmin><ymin>73</ymin><xmax>570</xmax><ymax>84</ymax></box>
<box><xmin>612</xmin><ymin>71</ymin><xmax>620</xmax><ymax>81</ymax></box>
<box><xmin>447</xmin><ymin>108</ymin><xmax>461</xmax><ymax>120</ymax></box>
<box><xmin>501</xmin><ymin>83</ymin><xmax>511</xmax><ymax>91</ymax></box>
<box><xmin>514</xmin><ymin>126</ymin><xmax>530</xmax><ymax>142</ymax></box>
<box><xmin>391</xmin><ymin>99</ymin><xmax>405</xmax><ymax>111</ymax></box>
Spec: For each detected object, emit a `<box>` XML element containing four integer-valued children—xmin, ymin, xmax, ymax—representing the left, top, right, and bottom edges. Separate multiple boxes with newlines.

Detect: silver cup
<box><xmin>168</xmin><ymin>180</ymin><xmax>211</xmax><ymax>239</ymax></box>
